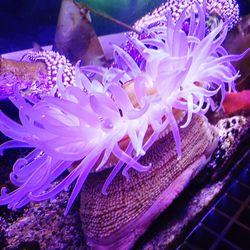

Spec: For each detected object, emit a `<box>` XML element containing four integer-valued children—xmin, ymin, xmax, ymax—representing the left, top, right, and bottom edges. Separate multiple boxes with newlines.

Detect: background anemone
<box><xmin>132</xmin><ymin>0</ymin><xmax>239</xmax><ymax>33</ymax></box>
<box><xmin>125</xmin><ymin>0</ymin><xmax>240</xmax><ymax>64</ymax></box>
<box><xmin>0</xmin><ymin>2</ymin><xmax>248</xmax><ymax>214</ymax></box>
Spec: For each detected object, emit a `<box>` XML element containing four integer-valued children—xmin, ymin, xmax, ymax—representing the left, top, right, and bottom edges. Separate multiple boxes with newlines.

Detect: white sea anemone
<box><xmin>0</xmin><ymin>3</ymin><xmax>248</xmax><ymax>214</ymax></box>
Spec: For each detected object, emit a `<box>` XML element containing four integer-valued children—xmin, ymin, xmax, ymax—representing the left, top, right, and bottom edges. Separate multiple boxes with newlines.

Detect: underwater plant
<box><xmin>0</xmin><ymin>2</ymin><xmax>248</xmax><ymax>215</ymax></box>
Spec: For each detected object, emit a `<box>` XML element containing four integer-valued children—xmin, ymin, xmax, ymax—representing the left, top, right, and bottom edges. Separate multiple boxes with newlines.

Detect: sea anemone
<box><xmin>132</xmin><ymin>0</ymin><xmax>239</xmax><ymax>33</ymax></box>
<box><xmin>124</xmin><ymin>0</ymin><xmax>240</xmax><ymax>64</ymax></box>
<box><xmin>0</xmin><ymin>67</ymin><xmax>152</xmax><ymax>214</ymax></box>
<box><xmin>26</xmin><ymin>50</ymin><xmax>76</xmax><ymax>98</ymax></box>
<box><xmin>0</xmin><ymin>2</ymin><xmax>248</xmax><ymax>214</ymax></box>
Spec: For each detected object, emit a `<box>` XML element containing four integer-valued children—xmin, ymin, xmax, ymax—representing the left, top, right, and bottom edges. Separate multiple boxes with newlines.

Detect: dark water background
<box><xmin>0</xmin><ymin>0</ymin><xmax>165</xmax><ymax>54</ymax></box>
<box><xmin>1</xmin><ymin>0</ymin><xmax>250</xmax><ymax>54</ymax></box>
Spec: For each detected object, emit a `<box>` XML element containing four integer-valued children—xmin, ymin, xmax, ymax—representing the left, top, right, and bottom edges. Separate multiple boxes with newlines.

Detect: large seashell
<box><xmin>80</xmin><ymin>113</ymin><xmax>218</xmax><ymax>249</ymax></box>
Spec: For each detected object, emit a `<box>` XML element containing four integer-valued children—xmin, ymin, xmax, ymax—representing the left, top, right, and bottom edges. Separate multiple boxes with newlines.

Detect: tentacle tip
<box><xmin>136</xmin><ymin>150</ymin><xmax>144</xmax><ymax>157</ymax></box>
<box><xmin>1</xmin><ymin>187</ymin><xmax>7</xmax><ymax>196</ymax></box>
<box><xmin>63</xmin><ymin>209</ymin><xmax>69</xmax><ymax>216</ymax></box>
<box><xmin>28</xmin><ymin>191</ymin><xmax>33</xmax><ymax>198</ymax></box>
<box><xmin>140</xmin><ymin>149</ymin><xmax>146</xmax><ymax>156</ymax></box>
<box><xmin>122</xmin><ymin>171</ymin><xmax>130</xmax><ymax>181</ymax></box>
<box><xmin>8</xmin><ymin>204</ymin><xmax>15</xmax><ymax>210</ymax></box>
<box><xmin>65</xmin><ymin>201</ymin><xmax>74</xmax><ymax>215</ymax></box>
<box><xmin>180</xmin><ymin>123</ymin><xmax>188</xmax><ymax>129</ymax></box>
<box><xmin>177</xmin><ymin>154</ymin><xmax>182</xmax><ymax>161</ymax></box>
<box><xmin>101</xmin><ymin>189</ymin><xmax>108</xmax><ymax>196</ymax></box>
<box><xmin>147</xmin><ymin>162</ymin><xmax>152</xmax><ymax>169</ymax></box>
